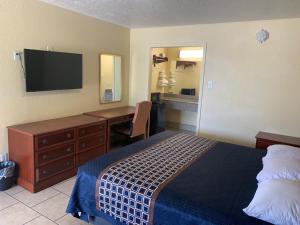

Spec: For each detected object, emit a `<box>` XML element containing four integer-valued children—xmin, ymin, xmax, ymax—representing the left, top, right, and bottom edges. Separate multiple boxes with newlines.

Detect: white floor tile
<box><xmin>0</xmin><ymin>192</ymin><xmax>18</xmax><ymax>211</ymax></box>
<box><xmin>5</xmin><ymin>185</ymin><xmax>25</xmax><ymax>195</ymax></box>
<box><xmin>25</xmin><ymin>216</ymin><xmax>57</xmax><ymax>225</ymax></box>
<box><xmin>33</xmin><ymin>193</ymin><xmax>69</xmax><ymax>221</ymax></box>
<box><xmin>0</xmin><ymin>203</ymin><xmax>39</xmax><ymax>225</ymax></box>
<box><xmin>56</xmin><ymin>214</ymin><xmax>88</xmax><ymax>225</ymax></box>
<box><xmin>52</xmin><ymin>176</ymin><xmax>76</xmax><ymax>196</ymax></box>
<box><xmin>13</xmin><ymin>187</ymin><xmax>59</xmax><ymax>207</ymax></box>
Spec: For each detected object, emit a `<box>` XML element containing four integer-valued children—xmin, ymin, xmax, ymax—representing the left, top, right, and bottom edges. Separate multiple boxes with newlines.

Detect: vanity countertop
<box><xmin>161</xmin><ymin>96</ymin><xmax>198</xmax><ymax>104</ymax></box>
<box><xmin>160</xmin><ymin>93</ymin><xmax>198</xmax><ymax>112</ymax></box>
<box><xmin>161</xmin><ymin>93</ymin><xmax>198</xmax><ymax>103</ymax></box>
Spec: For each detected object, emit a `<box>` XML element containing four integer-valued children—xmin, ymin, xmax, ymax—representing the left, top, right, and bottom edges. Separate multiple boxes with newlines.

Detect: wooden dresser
<box><xmin>8</xmin><ymin>115</ymin><xmax>107</xmax><ymax>192</ymax></box>
<box><xmin>255</xmin><ymin>131</ymin><xmax>300</xmax><ymax>150</ymax></box>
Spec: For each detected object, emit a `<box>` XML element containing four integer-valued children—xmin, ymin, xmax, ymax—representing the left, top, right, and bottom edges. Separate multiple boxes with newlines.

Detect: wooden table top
<box><xmin>256</xmin><ymin>131</ymin><xmax>300</xmax><ymax>146</ymax></box>
<box><xmin>7</xmin><ymin>115</ymin><xmax>106</xmax><ymax>135</ymax></box>
<box><xmin>84</xmin><ymin>106</ymin><xmax>136</xmax><ymax>119</ymax></box>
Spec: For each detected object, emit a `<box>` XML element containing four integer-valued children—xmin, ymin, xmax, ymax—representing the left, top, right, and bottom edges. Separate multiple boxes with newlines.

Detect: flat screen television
<box><xmin>24</xmin><ymin>49</ymin><xmax>82</xmax><ymax>92</ymax></box>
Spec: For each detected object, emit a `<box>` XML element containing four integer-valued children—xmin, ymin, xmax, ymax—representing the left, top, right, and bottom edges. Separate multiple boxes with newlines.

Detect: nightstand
<box><xmin>255</xmin><ymin>131</ymin><xmax>300</xmax><ymax>150</ymax></box>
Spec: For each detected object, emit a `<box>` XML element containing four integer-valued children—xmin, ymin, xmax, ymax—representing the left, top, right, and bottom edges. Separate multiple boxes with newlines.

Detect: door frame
<box><xmin>147</xmin><ymin>42</ymin><xmax>207</xmax><ymax>135</ymax></box>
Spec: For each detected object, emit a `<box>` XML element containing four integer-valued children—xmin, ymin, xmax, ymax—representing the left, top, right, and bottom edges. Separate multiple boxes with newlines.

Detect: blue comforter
<box><xmin>67</xmin><ymin>131</ymin><xmax>270</xmax><ymax>225</ymax></box>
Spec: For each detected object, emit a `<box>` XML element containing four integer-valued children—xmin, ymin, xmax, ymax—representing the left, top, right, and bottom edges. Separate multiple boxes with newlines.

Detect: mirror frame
<box><xmin>99</xmin><ymin>53</ymin><xmax>122</xmax><ymax>104</ymax></box>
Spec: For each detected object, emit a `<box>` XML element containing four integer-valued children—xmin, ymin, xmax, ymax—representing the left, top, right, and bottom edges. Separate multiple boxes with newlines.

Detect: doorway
<box><xmin>149</xmin><ymin>46</ymin><xmax>205</xmax><ymax>135</ymax></box>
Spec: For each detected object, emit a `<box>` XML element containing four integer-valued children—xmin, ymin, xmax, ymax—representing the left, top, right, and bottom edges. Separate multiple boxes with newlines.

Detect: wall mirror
<box><xmin>100</xmin><ymin>54</ymin><xmax>122</xmax><ymax>103</ymax></box>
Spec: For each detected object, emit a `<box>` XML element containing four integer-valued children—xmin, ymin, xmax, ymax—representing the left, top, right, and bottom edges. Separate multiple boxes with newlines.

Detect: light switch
<box><xmin>208</xmin><ymin>80</ymin><xmax>213</xmax><ymax>89</ymax></box>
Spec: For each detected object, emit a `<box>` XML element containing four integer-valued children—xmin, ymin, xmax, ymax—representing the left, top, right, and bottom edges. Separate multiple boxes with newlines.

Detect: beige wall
<box><xmin>129</xmin><ymin>18</ymin><xmax>300</xmax><ymax>146</ymax></box>
<box><xmin>0</xmin><ymin>0</ymin><xmax>130</xmax><ymax>154</ymax></box>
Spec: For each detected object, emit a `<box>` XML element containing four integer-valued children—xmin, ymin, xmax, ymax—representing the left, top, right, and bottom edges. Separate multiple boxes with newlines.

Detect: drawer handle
<box><xmin>42</xmin><ymin>154</ymin><xmax>47</xmax><ymax>160</ymax></box>
<box><xmin>66</xmin><ymin>133</ymin><xmax>72</xmax><ymax>138</ymax></box>
<box><xmin>81</xmin><ymin>143</ymin><xmax>86</xmax><ymax>148</ymax></box>
<box><xmin>42</xmin><ymin>170</ymin><xmax>47</xmax><ymax>175</ymax></box>
<box><xmin>42</xmin><ymin>139</ymin><xmax>47</xmax><ymax>144</ymax></box>
<box><xmin>81</xmin><ymin>130</ymin><xmax>86</xmax><ymax>135</ymax></box>
<box><xmin>66</xmin><ymin>147</ymin><xmax>72</xmax><ymax>152</ymax></box>
<box><xmin>66</xmin><ymin>161</ymin><xmax>71</xmax><ymax>166</ymax></box>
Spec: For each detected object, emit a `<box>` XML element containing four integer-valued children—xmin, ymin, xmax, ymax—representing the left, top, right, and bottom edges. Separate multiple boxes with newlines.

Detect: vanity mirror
<box><xmin>100</xmin><ymin>54</ymin><xmax>122</xmax><ymax>103</ymax></box>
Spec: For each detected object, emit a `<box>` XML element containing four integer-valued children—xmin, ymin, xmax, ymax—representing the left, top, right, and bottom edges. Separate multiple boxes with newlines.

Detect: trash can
<box><xmin>0</xmin><ymin>161</ymin><xmax>15</xmax><ymax>191</ymax></box>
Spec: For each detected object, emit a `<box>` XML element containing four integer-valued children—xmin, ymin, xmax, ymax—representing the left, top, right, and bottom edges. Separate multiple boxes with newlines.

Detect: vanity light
<box><xmin>179</xmin><ymin>50</ymin><xmax>203</xmax><ymax>59</ymax></box>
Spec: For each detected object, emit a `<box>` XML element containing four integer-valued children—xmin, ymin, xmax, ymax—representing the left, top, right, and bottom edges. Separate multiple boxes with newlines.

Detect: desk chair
<box><xmin>114</xmin><ymin>101</ymin><xmax>152</xmax><ymax>141</ymax></box>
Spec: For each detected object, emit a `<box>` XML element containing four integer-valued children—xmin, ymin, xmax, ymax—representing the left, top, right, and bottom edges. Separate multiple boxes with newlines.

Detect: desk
<box><xmin>84</xmin><ymin>106</ymin><xmax>136</xmax><ymax>151</ymax></box>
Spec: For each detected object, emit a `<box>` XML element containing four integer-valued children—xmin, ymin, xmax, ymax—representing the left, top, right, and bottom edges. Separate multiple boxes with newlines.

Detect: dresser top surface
<box><xmin>7</xmin><ymin>115</ymin><xmax>106</xmax><ymax>135</ymax></box>
<box><xmin>84</xmin><ymin>106</ymin><xmax>135</xmax><ymax>119</ymax></box>
<box><xmin>256</xmin><ymin>131</ymin><xmax>300</xmax><ymax>146</ymax></box>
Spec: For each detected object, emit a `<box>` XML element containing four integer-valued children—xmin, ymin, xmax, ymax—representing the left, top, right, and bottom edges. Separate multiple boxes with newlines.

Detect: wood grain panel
<box><xmin>36</xmin><ymin>143</ymin><xmax>74</xmax><ymax>166</ymax></box>
<box><xmin>77</xmin><ymin>135</ymin><xmax>105</xmax><ymax>153</ymax></box>
<box><xmin>37</xmin><ymin>129</ymin><xmax>74</xmax><ymax>149</ymax></box>
<box><xmin>36</xmin><ymin>156</ymin><xmax>75</xmax><ymax>182</ymax></box>
<box><xmin>76</xmin><ymin>145</ymin><xmax>106</xmax><ymax>166</ymax></box>
<box><xmin>8</xmin><ymin>114</ymin><xmax>107</xmax><ymax>193</ymax></box>
<box><xmin>78</xmin><ymin>123</ymin><xmax>105</xmax><ymax>138</ymax></box>
<box><xmin>255</xmin><ymin>131</ymin><xmax>300</xmax><ymax>150</ymax></box>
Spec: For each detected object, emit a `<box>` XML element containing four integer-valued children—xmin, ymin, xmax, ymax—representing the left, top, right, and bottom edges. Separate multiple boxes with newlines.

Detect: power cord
<box><xmin>16</xmin><ymin>52</ymin><xmax>26</xmax><ymax>78</ymax></box>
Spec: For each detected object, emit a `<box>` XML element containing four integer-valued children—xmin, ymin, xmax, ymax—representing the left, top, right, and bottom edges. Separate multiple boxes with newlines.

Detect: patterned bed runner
<box><xmin>96</xmin><ymin>133</ymin><xmax>216</xmax><ymax>225</ymax></box>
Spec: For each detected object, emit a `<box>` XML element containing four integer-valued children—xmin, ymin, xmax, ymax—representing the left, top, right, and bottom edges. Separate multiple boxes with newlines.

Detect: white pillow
<box><xmin>256</xmin><ymin>157</ymin><xmax>300</xmax><ymax>182</ymax></box>
<box><xmin>243</xmin><ymin>180</ymin><xmax>300</xmax><ymax>225</ymax></box>
<box><xmin>266</xmin><ymin>145</ymin><xmax>300</xmax><ymax>160</ymax></box>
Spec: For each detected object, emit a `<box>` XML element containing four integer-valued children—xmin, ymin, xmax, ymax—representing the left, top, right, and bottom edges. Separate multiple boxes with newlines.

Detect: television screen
<box><xmin>24</xmin><ymin>49</ymin><xmax>82</xmax><ymax>92</ymax></box>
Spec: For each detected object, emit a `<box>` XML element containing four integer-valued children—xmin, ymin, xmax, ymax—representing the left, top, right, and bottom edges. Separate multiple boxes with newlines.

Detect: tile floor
<box><xmin>0</xmin><ymin>176</ymin><xmax>89</xmax><ymax>225</ymax></box>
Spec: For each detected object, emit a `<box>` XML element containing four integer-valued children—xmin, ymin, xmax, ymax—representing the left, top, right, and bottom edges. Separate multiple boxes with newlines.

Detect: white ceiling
<box><xmin>40</xmin><ymin>0</ymin><xmax>300</xmax><ymax>28</ymax></box>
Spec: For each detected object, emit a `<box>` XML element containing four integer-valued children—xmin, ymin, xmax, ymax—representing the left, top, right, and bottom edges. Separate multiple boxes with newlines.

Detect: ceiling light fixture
<box><xmin>179</xmin><ymin>50</ymin><xmax>203</xmax><ymax>59</ymax></box>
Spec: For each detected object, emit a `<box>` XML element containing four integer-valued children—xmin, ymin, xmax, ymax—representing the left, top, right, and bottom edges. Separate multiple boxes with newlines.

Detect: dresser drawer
<box><xmin>78</xmin><ymin>123</ymin><xmax>105</xmax><ymax>138</ymax></box>
<box><xmin>110</xmin><ymin>115</ymin><xmax>134</xmax><ymax>125</ymax></box>
<box><xmin>78</xmin><ymin>135</ymin><xmax>105</xmax><ymax>153</ymax></box>
<box><xmin>36</xmin><ymin>156</ymin><xmax>74</xmax><ymax>182</ymax></box>
<box><xmin>37</xmin><ymin>129</ymin><xmax>75</xmax><ymax>149</ymax></box>
<box><xmin>36</xmin><ymin>144</ymin><xmax>74</xmax><ymax>166</ymax></box>
<box><xmin>76</xmin><ymin>146</ymin><xmax>106</xmax><ymax>166</ymax></box>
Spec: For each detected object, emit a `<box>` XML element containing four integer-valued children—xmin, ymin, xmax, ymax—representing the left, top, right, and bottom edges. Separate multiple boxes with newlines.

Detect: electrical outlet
<box><xmin>13</xmin><ymin>51</ymin><xmax>21</xmax><ymax>61</ymax></box>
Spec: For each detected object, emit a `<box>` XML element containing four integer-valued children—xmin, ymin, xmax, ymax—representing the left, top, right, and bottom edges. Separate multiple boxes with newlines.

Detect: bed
<box><xmin>67</xmin><ymin>131</ymin><xmax>270</xmax><ymax>225</ymax></box>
